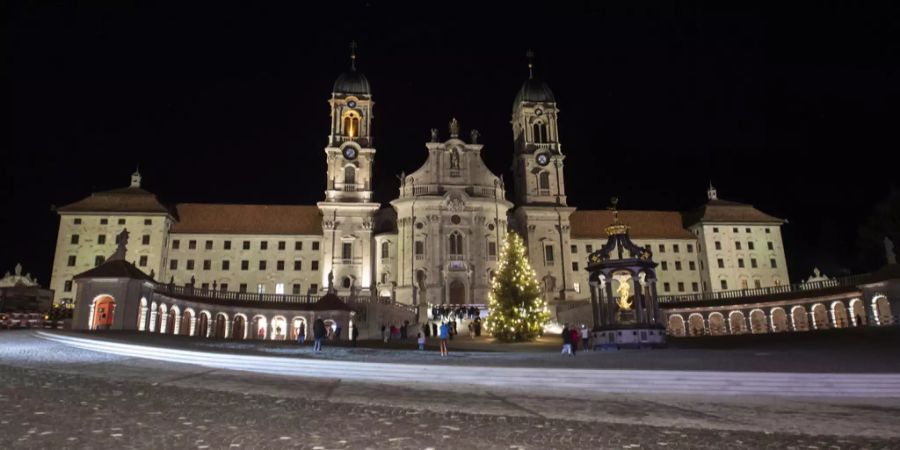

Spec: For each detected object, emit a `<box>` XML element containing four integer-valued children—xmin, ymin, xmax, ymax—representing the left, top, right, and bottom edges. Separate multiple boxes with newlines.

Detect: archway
<box><xmin>91</xmin><ymin>295</ymin><xmax>116</xmax><ymax>330</ymax></box>
<box><xmin>232</xmin><ymin>314</ymin><xmax>247</xmax><ymax>340</ymax></box>
<box><xmin>252</xmin><ymin>315</ymin><xmax>268</xmax><ymax>340</ymax></box>
<box><xmin>688</xmin><ymin>313</ymin><xmax>705</xmax><ymax>336</ymax></box>
<box><xmin>849</xmin><ymin>298</ymin><xmax>867</xmax><ymax>326</ymax></box>
<box><xmin>181</xmin><ymin>309</ymin><xmax>194</xmax><ymax>336</ymax></box>
<box><xmin>872</xmin><ymin>295</ymin><xmax>893</xmax><ymax>325</ymax></box>
<box><xmin>449</xmin><ymin>280</ymin><xmax>466</xmax><ymax>304</ymax></box>
<box><xmin>708</xmin><ymin>312</ymin><xmax>726</xmax><ymax>336</ymax></box>
<box><xmin>137</xmin><ymin>297</ymin><xmax>148</xmax><ymax>331</ymax></box>
<box><xmin>791</xmin><ymin>305</ymin><xmax>809</xmax><ymax>331</ymax></box>
<box><xmin>667</xmin><ymin>314</ymin><xmax>685</xmax><ymax>337</ymax></box>
<box><xmin>749</xmin><ymin>309</ymin><xmax>768</xmax><ymax>334</ymax></box>
<box><xmin>149</xmin><ymin>301</ymin><xmax>158</xmax><ymax>332</ymax></box>
<box><xmin>770</xmin><ymin>307</ymin><xmax>789</xmax><ymax>332</ymax></box>
<box><xmin>166</xmin><ymin>307</ymin><xmax>177</xmax><ymax>334</ymax></box>
<box><xmin>197</xmin><ymin>312</ymin><xmax>210</xmax><ymax>338</ymax></box>
<box><xmin>290</xmin><ymin>316</ymin><xmax>307</xmax><ymax>341</ymax></box>
<box><xmin>830</xmin><ymin>301</ymin><xmax>849</xmax><ymax>328</ymax></box>
<box><xmin>156</xmin><ymin>304</ymin><xmax>168</xmax><ymax>333</ymax></box>
<box><xmin>810</xmin><ymin>303</ymin><xmax>829</xmax><ymax>330</ymax></box>
<box><xmin>271</xmin><ymin>316</ymin><xmax>288</xmax><ymax>340</ymax></box>
<box><xmin>214</xmin><ymin>313</ymin><xmax>229</xmax><ymax>339</ymax></box>
<box><xmin>728</xmin><ymin>311</ymin><xmax>747</xmax><ymax>334</ymax></box>
<box><xmin>324</xmin><ymin>319</ymin><xmax>336</xmax><ymax>339</ymax></box>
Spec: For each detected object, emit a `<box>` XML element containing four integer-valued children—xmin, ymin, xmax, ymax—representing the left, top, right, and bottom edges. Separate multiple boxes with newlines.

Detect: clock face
<box><xmin>536</xmin><ymin>153</ymin><xmax>550</xmax><ymax>166</ymax></box>
<box><xmin>535</xmin><ymin>108</ymin><xmax>543</xmax><ymax>116</ymax></box>
<box><xmin>343</xmin><ymin>147</ymin><xmax>358</xmax><ymax>160</ymax></box>
<box><xmin>347</xmin><ymin>100</ymin><xmax>357</xmax><ymax>108</ymax></box>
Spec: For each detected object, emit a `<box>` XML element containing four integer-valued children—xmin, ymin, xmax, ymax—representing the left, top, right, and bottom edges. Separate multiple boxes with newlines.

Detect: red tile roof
<box><xmin>570</xmin><ymin>210</ymin><xmax>696</xmax><ymax>239</ymax></box>
<box><xmin>684</xmin><ymin>199</ymin><xmax>784</xmax><ymax>226</ymax></box>
<box><xmin>57</xmin><ymin>187</ymin><xmax>171</xmax><ymax>214</ymax></box>
<box><xmin>171</xmin><ymin>203</ymin><xmax>322</xmax><ymax>235</ymax></box>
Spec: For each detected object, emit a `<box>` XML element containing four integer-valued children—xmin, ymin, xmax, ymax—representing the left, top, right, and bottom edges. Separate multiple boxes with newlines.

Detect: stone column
<box><xmin>633</xmin><ymin>277</ymin><xmax>644</xmax><ymax>326</ymax></box>
<box><xmin>589</xmin><ymin>280</ymin><xmax>600</xmax><ymax>330</ymax></box>
<box><xmin>605</xmin><ymin>279</ymin><xmax>615</xmax><ymax>325</ymax></box>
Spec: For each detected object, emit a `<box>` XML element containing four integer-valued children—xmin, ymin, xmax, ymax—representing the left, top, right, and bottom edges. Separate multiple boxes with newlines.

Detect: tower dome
<box><xmin>514</xmin><ymin>78</ymin><xmax>555</xmax><ymax>104</ymax></box>
<box><xmin>333</xmin><ymin>41</ymin><xmax>371</xmax><ymax>96</ymax></box>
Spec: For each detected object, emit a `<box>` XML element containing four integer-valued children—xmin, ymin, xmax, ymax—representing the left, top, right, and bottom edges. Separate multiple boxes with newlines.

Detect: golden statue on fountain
<box><xmin>616</xmin><ymin>280</ymin><xmax>633</xmax><ymax>311</ymax></box>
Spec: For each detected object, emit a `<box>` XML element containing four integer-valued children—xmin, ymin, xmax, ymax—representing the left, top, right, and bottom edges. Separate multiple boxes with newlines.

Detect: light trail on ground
<box><xmin>35</xmin><ymin>331</ymin><xmax>900</xmax><ymax>398</ymax></box>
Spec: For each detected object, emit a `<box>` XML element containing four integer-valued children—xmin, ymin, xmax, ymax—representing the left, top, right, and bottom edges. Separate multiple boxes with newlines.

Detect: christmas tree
<box><xmin>485</xmin><ymin>231</ymin><xmax>550</xmax><ymax>342</ymax></box>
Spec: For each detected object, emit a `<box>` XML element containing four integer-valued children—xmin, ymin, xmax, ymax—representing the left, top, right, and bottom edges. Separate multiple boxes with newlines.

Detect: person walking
<box><xmin>351</xmin><ymin>324</ymin><xmax>359</xmax><ymax>347</ymax></box>
<box><xmin>580</xmin><ymin>324</ymin><xmax>590</xmax><ymax>352</ymax></box>
<box><xmin>468</xmin><ymin>322</ymin><xmax>475</xmax><ymax>339</ymax></box>
<box><xmin>439</xmin><ymin>321</ymin><xmax>450</xmax><ymax>356</ymax></box>
<box><xmin>383</xmin><ymin>324</ymin><xmax>390</xmax><ymax>343</ymax></box>
<box><xmin>570</xmin><ymin>327</ymin><xmax>580</xmax><ymax>356</ymax></box>
<box><xmin>313</xmin><ymin>318</ymin><xmax>326</xmax><ymax>353</ymax></box>
<box><xmin>297</xmin><ymin>322</ymin><xmax>306</xmax><ymax>345</ymax></box>
<box><xmin>417</xmin><ymin>332</ymin><xmax>426</xmax><ymax>350</ymax></box>
<box><xmin>561</xmin><ymin>324</ymin><xmax>572</xmax><ymax>356</ymax></box>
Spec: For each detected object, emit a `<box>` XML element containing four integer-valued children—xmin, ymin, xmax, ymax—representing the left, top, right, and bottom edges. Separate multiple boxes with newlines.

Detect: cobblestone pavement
<box><xmin>2</xmin><ymin>331</ymin><xmax>900</xmax><ymax>449</ymax></box>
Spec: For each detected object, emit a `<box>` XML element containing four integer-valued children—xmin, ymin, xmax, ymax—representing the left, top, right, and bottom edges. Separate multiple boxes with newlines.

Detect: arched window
<box><xmin>381</xmin><ymin>241</ymin><xmax>389</xmax><ymax>259</ymax></box>
<box><xmin>344</xmin><ymin>166</ymin><xmax>356</xmax><ymax>185</ymax></box>
<box><xmin>343</xmin><ymin>114</ymin><xmax>360</xmax><ymax>137</ymax></box>
<box><xmin>532</xmin><ymin>122</ymin><xmax>548</xmax><ymax>143</ymax></box>
<box><xmin>342</xmin><ymin>277</ymin><xmax>352</xmax><ymax>289</ymax></box>
<box><xmin>448</xmin><ymin>232</ymin><xmax>463</xmax><ymax>256</ymax></box>
<box><xmin>538</xmin><ymin>172</ymin><xmax>551</xmax><ymax>195</ymax></box>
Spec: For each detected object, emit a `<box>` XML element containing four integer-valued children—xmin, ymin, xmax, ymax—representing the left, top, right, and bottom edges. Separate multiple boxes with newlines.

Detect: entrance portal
<box><xmin>92</xmin><ymin>295</ymin><xmax>116</xmax><ymax>330</ymax></box>
<box><xmin>449</xmin><ymin>280</ymin><xmax>465</xmax><ymax>304</ymax></box>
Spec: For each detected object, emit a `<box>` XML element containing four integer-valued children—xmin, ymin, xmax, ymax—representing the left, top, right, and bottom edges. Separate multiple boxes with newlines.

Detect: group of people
<box><xmin>295</xmin><ymin>319</ymin><xmax>359</xmax><ymax>352</ymax></box>
<box><xmin>380</xmin><ymin>321</ymin><xmax>410</xmax><ymax>342</ymax></box>
<box><xmin>560</xmin><ymin>323</ymin><xmax>591</xmax><ymax>356</ymax></box>
<box><xmin>431</xmin><ymin>305</ymin><xmax>481</xmax><ymax>321</ymax></box>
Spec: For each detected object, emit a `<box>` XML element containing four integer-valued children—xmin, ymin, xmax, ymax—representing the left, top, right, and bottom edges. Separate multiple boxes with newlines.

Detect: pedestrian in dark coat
<box><xmin>351</xmin><ymin>324</ymin><xmax>359</xmax><ymax>347</ymax></box>
<box><xmin>313</xmin><ymin>318</ymin><xmax>327</xmax><ymax>352</ymax></box>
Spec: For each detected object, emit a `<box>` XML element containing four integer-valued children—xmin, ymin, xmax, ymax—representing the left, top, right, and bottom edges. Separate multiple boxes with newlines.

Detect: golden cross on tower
<box><xmin>526</xmin><ymin>49</ymin><xmax>534</xmax><ymax>79</ymax></box>
<box><xmin>349</xmin><ymin>40</ymin><xmax>358</xmax><ymax>71</ymax></box>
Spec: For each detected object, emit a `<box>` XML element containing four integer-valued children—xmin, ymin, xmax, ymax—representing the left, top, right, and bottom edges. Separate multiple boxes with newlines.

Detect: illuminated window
<box><xmin>343</xmin><ymin>114</ymin><xmax>360</xmax><ymax>137</ymax></box>
<box><xmin>275</xmin><ymin>283</ymin><xmax>284</xmax><ymax>295</ymax></box>
<box><xmin>257</xmin><ymin>284</ymin><xmax>265</xmax><ymax>294</ymax></box>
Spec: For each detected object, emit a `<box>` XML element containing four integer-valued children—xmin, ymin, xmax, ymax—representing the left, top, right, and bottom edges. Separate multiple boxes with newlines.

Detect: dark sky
<box><xmin>5</xmin><ymin>2</ymin><xmax>899</xmax><ymax>286</ymax></box>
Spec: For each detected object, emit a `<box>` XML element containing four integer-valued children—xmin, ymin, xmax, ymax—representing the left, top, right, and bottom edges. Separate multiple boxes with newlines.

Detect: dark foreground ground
<box><xmin>2</xmin><ymin>330</ymin><xmax>900</xmax><ymax>449</ymax></box>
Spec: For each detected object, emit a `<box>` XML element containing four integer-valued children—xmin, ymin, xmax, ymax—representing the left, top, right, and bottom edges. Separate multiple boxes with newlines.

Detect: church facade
<box><xmin>49</xmin><ymin>56</ymin><xmax>791</xmax><ymax>311</ymax></box>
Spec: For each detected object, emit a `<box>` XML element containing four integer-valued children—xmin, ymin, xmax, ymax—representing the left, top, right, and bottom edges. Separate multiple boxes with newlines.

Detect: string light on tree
<box><xmin>484</xmin><ymin>231</ymin><xmax>550</xmax><ymax>342</ymax></box>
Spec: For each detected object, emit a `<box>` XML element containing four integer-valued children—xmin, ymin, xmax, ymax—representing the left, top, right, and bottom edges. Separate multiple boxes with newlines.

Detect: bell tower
<box><xmin>318</xmin><ymin>42</ymin><xmax>380</xmax><ymax>296</ymax></box>
<box><xmin>511</xmin><ymin>50</ymin><xmax>567</xmax><ymax>207</ymax></box>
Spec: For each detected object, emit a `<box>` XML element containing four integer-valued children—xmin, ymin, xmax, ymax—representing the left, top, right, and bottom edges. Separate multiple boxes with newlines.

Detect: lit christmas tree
<box><xmin>485</xmin><ymin>231</ymin><xmax>550</xmax><ymax>342</ymax></box>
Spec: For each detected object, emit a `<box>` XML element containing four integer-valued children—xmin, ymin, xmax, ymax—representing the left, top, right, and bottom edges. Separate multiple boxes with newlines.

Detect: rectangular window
<box><xmin>771</xmin><ymin>259</ymin><xmax>777</xmax><ymax>268</ymax></box>
<box><xmin>311</xmin><ymin>261</ymin><xmax>319</xmax><ymax>271</ymax></box>
<box><xmin>295</xmin><ymin>242</ymin><xmax>303</xmax><ymax>251</ymax></box>
<box><xmin>488</xmin><ymin>242</ymin><xmax>497</xmax><ymax>258</ymax></box>
<box><xmin>294</xmin><ymin>260</ymin><xmax>302</xmax><ymax>271</ymax></box>
<box><xmin>170</xmin><ymin>260</ymin><xmax>178</xmax><ymax>270</ymax></box>
<box><xmin>220</xmin><ymin>283</ymin><xmax>228</xmax><ymax>291</ymax></box>
<box><xmin>310</xmin><ymin>283</ymin><xmax>318</xmax><ymax>292</ymax></box>
<box><xmin>733</xmin><ymin>227</ymin><xmax>738</xmax><ymax>233</ymax></box>
<box><xmin>205</xmin><ymin>240</ymin><xmax>213</xmax><ymax>250</ymax></box>
<box><xmin>278</xmin><ymin>241</ymin><xmax>286</xmax><ymax>250</ymax></box>
<box><xmin>342</xmin><ymin>243</ymin><xmax>352</xmax><ymax>260</ymax></box>
<box><xmin>74</xmin><ymin>218</ymin><xmax>82</xmax><ymax>225</ymax></box>
<box><xmin>691</xmin><ymin>282</ymin><xmax>699</xmax><ymax>292</ymax></box>
<box><xmin>222</xmin><ymin>260</ymin><xmax>230</xmax><ymax>270</ymax></box>
<box><xmin>118</xmin><ymin>218</ymin><xmax>126</xmax><ymax>225</ymax></box>
<box><xmin>748</xmin><ymin>241</ymin><xmax>755</xmax><ymax>250</ymax></box>
<box><xmin>257</xmin><ymin>284</ymin><xmax>266</xmax><ymax>294</ymax></box>
<box><xmin>275</xmin><ymin>283</ymin><xmax>285</xmax><ymax>295</ymax></box>
<box><xmin>188</xmin><ymin>240</ymin><xmax>196</xmax><ymax>250</ymax></box>
<box><xmin>139</xmin><ymin>256</ymin><xmax>148</xmax><ymax>267</ymax></box>
<box><xmin>689</xmin><ymin>261</ymin><xmax>696</xmax><ymax>270</ymax></box>
<box><xmin>94</xmin><ymin>255</ymin><xmax>104</xmax><ymax>267</ymax></box>
<box><xmin>239</xmin><ymin>283</ymin><xmax>247</xmax><ymax>293</ymax></box>
<box><xmin>751</xmin><ymin>258</ymin><xmax>757</xmax><ymax>268</ymax></box>
<box><xmin>259</xmin><ymin>260</ymin><xmax>267</xmax><ymax>270</ymax></box>
<box><xmin>292</xmin><ymin>284</ymin><xmax>301</xmax><ymax>295</ymax></box>
<box><xmin>71</xmin><ymin>235</ymin><xmax>79</xmax><ymax>244</ymax></box>
<box><xmin>67</xmin><ymin>256</ymin><xmax>76</xmax><ymax>267</ymax></box>
<box><xmin>186</xmin><ymin>260</ymin><xmax>195</xmax><ymax>270</ymax></box>
<box><xmin>738</xmin><ymin>258</ymin><xmax>745</xmax><ymax>268</ymax></box>
<box><xmin>544</xmin><ymin>245</ymin><xmax>555</xmax><ymax>265</ymax></box>
<box><xmin>754</xmin><ymin>279</ymin><xmax>762</xmax><ymax>288</ymax></box>
<box><xmin>700</xmin><ymin>260</ymin><xmax>704</xmax><ymax>270</ymax></box>
<box><xmin>100</xmin><ymin>218</ymin><xmax>108</xmax><ymax>225</ymax></box>
<box><xmin>144</xmin><ymin>219</ymin><xmax>152</xmax><ymax>225</ymax></box>
<box><xmin>97</xmin><ymin>234</ymin><xmax>106</xmax><ymax>245</ymax></box>
<box><xmin>277</xmin><ymin>260</ymin><xmax>285</xmax><ymax>271</ymax></box>
<box><xmin>572</xmin><ymin>262</ymin><xmax>579</xmax><ymax>271</ymax></box>
<box><xmin>715</xmin><ymin>241</ymin><xmax>722</xmax><ymax>250</ymax></box>
<box><xmin>765</xmin><ymin>228</ymin><xmax>771</xmax><ymax>234</ymax></box>
<box><xmin>260</xmin><ymin>241</ymin><xmax>268</xmax><ymax>250</ymax></box>
<box><xmin>571</xmin><ymin>244</ymin><xmax>577</xmax><ymax>254</ymax></box>
<box><xmin>735</xmin><ymin>241</ymin><xmax>742</xmax><ymax>250</ymax></box>
<box><xmin>712</xmin><ymin>227</ymin><xmax>718</xmax><ymax>232</ymax></box>
<box><xmin>311</xmin><ymin>241</ymin><xmax>319</xmax><ymax>250</ymax></box>
<box><xmin>673</xmin><ymin>244</ymin><xmax>680</xmax><ymax>253</ymax></box>
<box><xmin>64</xmin><ymin>280</ymin><xmax>73</xmax><ymax>292</ymax></box>
<box><xmin>745</xmin><ymin>227</ymin><xmax>751</xmax><ymax>233</ymax></box>
<box><xmin>172</xmin><ymin>239</ymin><xmax>180</xmax><ymax>249</ymax></box>
<box><xmin>767</xmin><ymin>241</ymin><xmax>774</xmax><ymax>250</ymax></box>
<box><xmin>675</xmin><ymin>261</ymin><xmax>682</xmax><ymax>271</ymax></box>
<box><xmin>243</xmin><ymin>241</ymin><xmax>251</xmax><ymax>250</ymax></box>
<box><xmin>201</xmin><ymin>283</ymin><xmax>209</xmax><ymax>290</ymax></box>
<box><xmin>203</xmin><ymin>260</ymin><xmax>211</xmax><ymax>270</ymax></box>
<box><xmin>687</xmin><ymin>244</ymin><xmax>694</xmax><ymax>253</ymax></box>
<box><xmin>241</xmin><ymin>260</ymin><xmax>249</xmax><ymax>271</ymax></box>
<box><xmin>663</xmin><ymin>282</ymin><xmax>670</xmax><ymax>292</ymax></box>
<box><xmin>677</xmin><ymin>282</ymin><xmax>684</xmax><ymax>292</ymax></box>
<box><xmin>415</xmin><ymin>241</ymin><xmax>424</xmax><ymax>256</ymax></box>
<box><xmin>658</xmin><ymin>244</ymin><xmax>665</xmax><ymax>253</ymax></box>
<box><xmin>224</xmin><ymin>240</ymin><xmax>232</xmax><ymax>250</ymax></box>
<box><xmin>142</xmin><ymin>235</ymin><xmax>150</xmax><ymax>245</ymax></box>
<box><xmin>586</xmin><ymin>244</ymin><xmax>593</xmax><ymax>253</ymax></box>
<box><xmin>721</xmin><ymin>280</ymin><xmax>728</xmax><ymax>290</ymax></box>
<box><xmin>717</xmin><ymin>258</ymin><xmax>724</xmax><ymax>268</ymax></box>
<box><xmin>661</xmin><ymin>261</ymin><xmax>668</xmax><ymax>270</ymax></box>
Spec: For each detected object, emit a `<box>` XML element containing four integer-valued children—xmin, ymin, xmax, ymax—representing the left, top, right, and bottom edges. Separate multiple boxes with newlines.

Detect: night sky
<box><xmin>5</xmin><ymin>2</ymin><xmax>899</xmax><ymax>286</ymax></box>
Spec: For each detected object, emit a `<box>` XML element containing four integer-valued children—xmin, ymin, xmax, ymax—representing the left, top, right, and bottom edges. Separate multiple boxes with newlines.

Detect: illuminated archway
<box><xmin>688</xmin><ymin>313</ymin><xmax>705</xmax><ymax>336</ymax></box>
<box><xmin>90</xmin><ymin>295</ymin><xmax>116</xmax><ymax>330</ymax></box>
<box><xmin>197</xmin><ymin>311</ymin><xmax>211</xmax><ymax>338</ymax></box>
<box><xmin>810</xmin><ymin>303</ymin><xmax>829</xmax><ymax>330</ymax></box>
<box><xmin>137</xmin><ymin>297</ymin><xmax>148</xmax><ymax>331</ymax></box>
<box><xmin>252</xmin><ymin>315</ymin><xmax>268</xmax><ymax>340</ymax></box>
<box><xmin>214</xmin><ymin>312</ymin><xmax>229</xmax><ymax>339</ymax></box>
<box><xmin>156</xmin><ymin>304</ymin><xmax>168</xmax><ymax>333</ymax></box>
<box><xmin>728</xmin><ymin>310</ymin><xmax>747</xmax><ymax>334</ymax></box>
<box><xmin>708</xmin><ymin>312</ymin><xmax>726</xmax><ymax>336</ymax></box>
<box><xmin>872</xmin><ymin>295</ymin><xmax>893</xmax><ymax>325</ymax></box>
<box><xmin>791</xmin><ymin>305</ymin><xmax>809</xmax><ymax>331</ymax></box>
<box><xmin>181</xmin><ymin>308</ymin><xmax>194</xmax><ymax>336</ymax></box>
<box><xmin>232</xmin><ymin>314</ymin><xmax>248</xmax><ymax>340</ymax></box>
<box><xmin>849</xmin><ymin>298</ymin><xmax>867</xmax><ymax>326</ymax></box>
<box><xmin>667</xmin><ymin>314</ymin><xmax>685</xmax><ymax>337</ymax></box>
<box><xmin>770</xmin><ymin>307</ymin><xmax>789</xmax><ymax>332</ymax></box>
<box><xmin>290</xmin><ymin>316</ymin><xmax>307</xmax><ymax>341</ymax></box>
<box><xmin>749</xmin><ymin>309</ymin><xmax>767</xmax><ymax>334</ymax></box>
<box><xmin>271</xmin><ymin>315</ymin><xmax>288</xmax><ymax>340</ymax></box>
